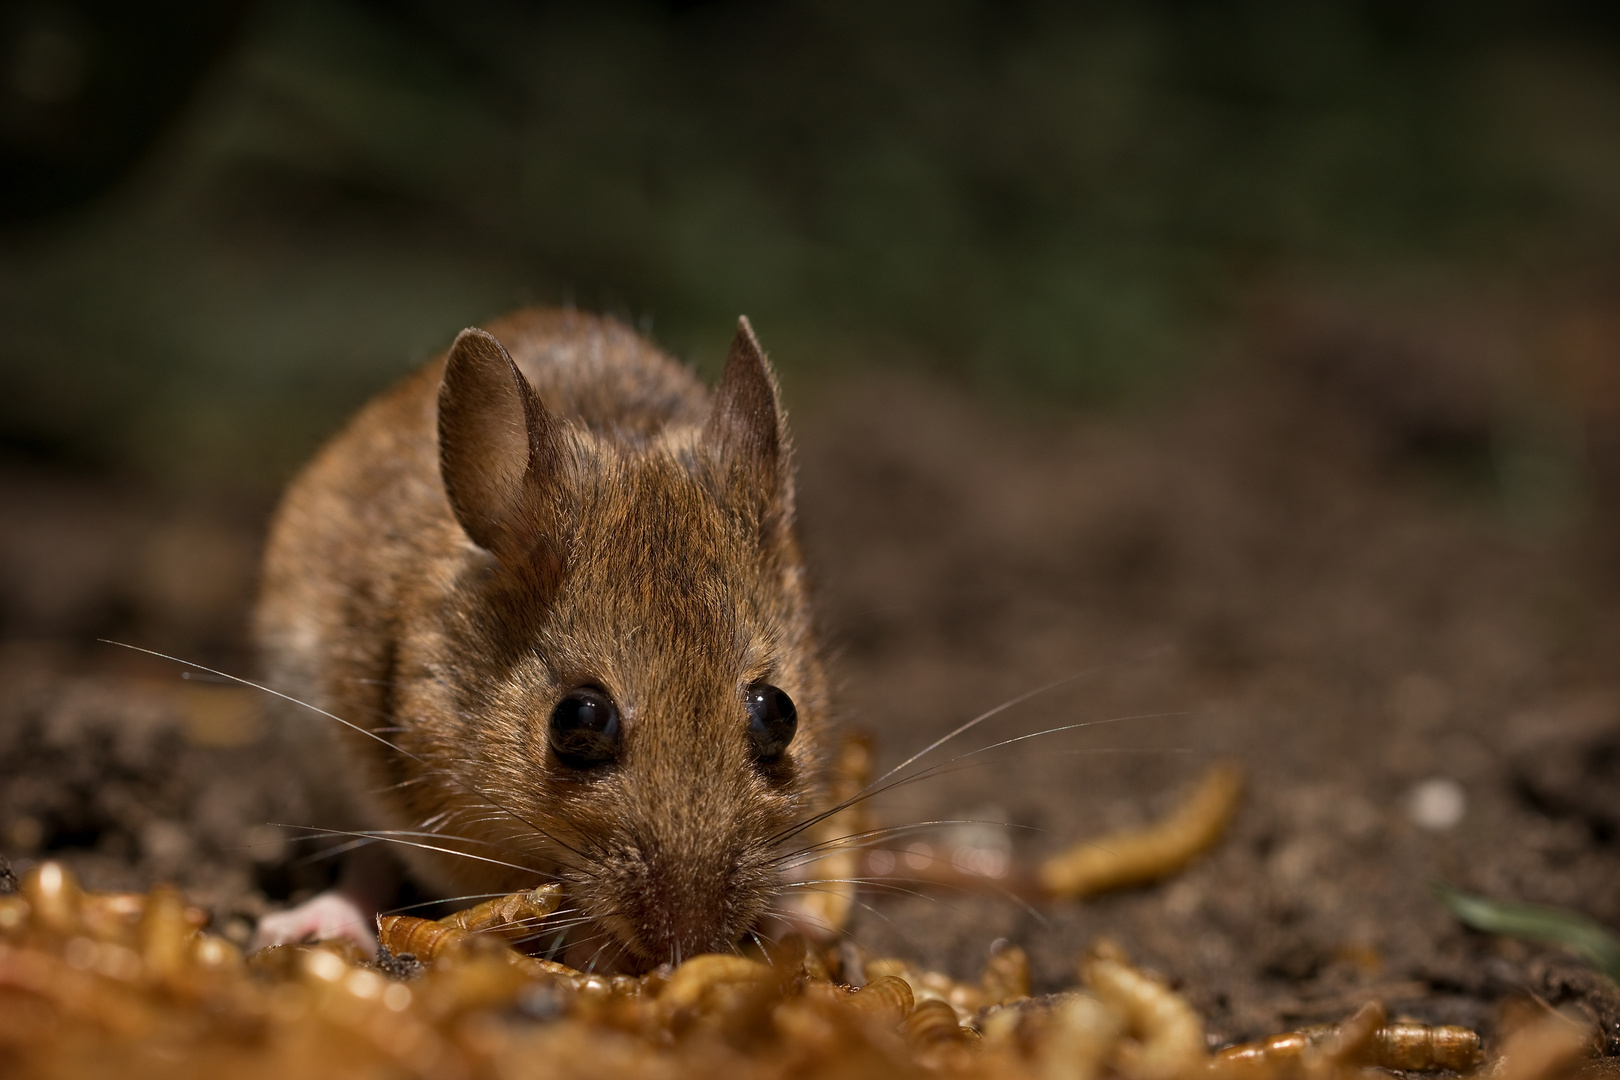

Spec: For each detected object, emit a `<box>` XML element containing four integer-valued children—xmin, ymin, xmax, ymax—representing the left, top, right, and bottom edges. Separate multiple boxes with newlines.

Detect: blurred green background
<box><xmin>3</xmin><ymin>0</ymin><xmax>1620</xmax><ymax>493</ymax></box>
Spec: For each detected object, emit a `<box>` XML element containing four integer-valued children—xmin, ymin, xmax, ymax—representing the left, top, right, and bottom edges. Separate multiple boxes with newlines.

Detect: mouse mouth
<box><xmin>539</xmin><ymin>854</ymin><xmax>786</xmax><ymax>973</ymax></box>
<box><xmin>556</xmin><ymin>901</ymin><xmax>840</xmax><ymax>975</ymax></box>
<box><xmin>544</xmin><ymin>908</ymin><xmax>757</xmax><ymax>976</ymax></box>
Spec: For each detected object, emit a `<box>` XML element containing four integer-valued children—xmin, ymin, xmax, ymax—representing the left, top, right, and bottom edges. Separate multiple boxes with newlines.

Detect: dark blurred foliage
<box><xmin>0</xmin><ymin>0</ymin><xmax>248</xmax><ymax>219</ymax></box>
<box><xmin>2</xmin><ymin>0</ymin><xmax>1620</xmax><ymax>491</ymax></box>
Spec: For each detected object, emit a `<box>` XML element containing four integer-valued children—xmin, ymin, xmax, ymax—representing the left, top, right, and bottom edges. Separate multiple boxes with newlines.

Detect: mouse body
<box><xmin>253</xmin><ymin>308</ymin><xmax>835</xmax><ymax>969</ymax></box>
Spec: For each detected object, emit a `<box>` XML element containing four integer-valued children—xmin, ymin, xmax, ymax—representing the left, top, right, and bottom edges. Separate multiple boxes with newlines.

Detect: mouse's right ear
<box><xmin>438</xmin><ymin>328</ymin><xmax>563</xmax><ymax>579</ymax></box>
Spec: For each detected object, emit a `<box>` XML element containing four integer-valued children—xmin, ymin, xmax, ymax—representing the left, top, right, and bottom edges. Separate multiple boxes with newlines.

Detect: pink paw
<box><xmin>251</xmin><ymin>890</ymin><xmax>378</xmax><ymax>954</ymax></box>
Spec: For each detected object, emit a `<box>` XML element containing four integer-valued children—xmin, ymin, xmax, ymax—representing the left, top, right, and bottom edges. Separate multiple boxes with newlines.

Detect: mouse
<box><xmin>249</xmin><ymin>307</ymin><xmax>836</xmax><ymax>971</ymax></box>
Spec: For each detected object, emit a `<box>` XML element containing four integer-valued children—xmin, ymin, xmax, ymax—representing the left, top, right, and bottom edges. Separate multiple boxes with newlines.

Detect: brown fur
<box><xmin>256</xmin><ymin>308</ymin><xmax>833</xmax><ymax>968</ymax></box>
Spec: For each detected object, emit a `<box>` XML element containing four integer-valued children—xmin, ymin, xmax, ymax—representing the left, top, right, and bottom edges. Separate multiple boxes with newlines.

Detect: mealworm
<box><xmin>1082</xmin><ymin>941</ymin><xmax>1207</xmax><ymax>1080</ymax></box>
<box><xmin>1041</xmin><ymin>762</ymin><xmax>1243</xmax><ymax>899</ymax></box>
<box><xmin>847</xmin><ymin>973</ymin><xmax>914</xmax><ymax>1027</ymax></box>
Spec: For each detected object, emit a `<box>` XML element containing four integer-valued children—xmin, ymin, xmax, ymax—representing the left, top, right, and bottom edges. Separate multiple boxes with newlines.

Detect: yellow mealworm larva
<box><xmin>791</xmin><ymin>733</ymin><xmax>875</xmax><ymax>936</ymax></box>
<box><xmin>438</xmin><ymin>885</ymin><xmax>561</xmax><ymax>942</ymax></box>
<box><xmin>920</xmin><ymin>968</ymin><xmax>985</xmax><ymax>1017</ymax></box>
<box><xmin>863</xmin><ymin>956</ymin><xmax>912</xmax><ymax>983</ymax></box>
<box><xmin>380</xmin><ymin>889</ymin><xmax>563</xmax><ymax>968</ymax></box>
<box><xmin>865</xmin><ymin>956</ymin><xmax>983</xmax><ymax>1022</ymax></box>
<box><xmin>1366</xmin><ymin>1021</ymin><xmax>1484</xmax><ymax>1072</ymax></box>
<box><xmin>77</xmin><ymin>893</ymin><xmax>142</xmax><ymax>946</ymax></box>
<box><xmin>977</xmin><ymin>1002</ymin><xmax>1025</xmax><ymax>1051</ymax></box>
<box><xmin>743</xmin><ymin>931</ymin><xmax>830</xmax><ymax>981</ymax></box>
<box><xmin>414</xmin><ymin>954</ymin><xmax>534</xmax><ymax>1020</ymax></box>
<box><xmin>0</xmin><ymin>895</ymin><xmax>31</xmax><ymax>935</ymax></box>
<box><xmin>904</xmin><ymin>997</ymin><xmax>966</xmax><ymax>1047</ymax></box>
<box><xmin>0</xmin><ymin>940</ymin><xmax>160</xmax><ymax>1038</ymax></box>
<box><xmin>77</xmin><ymin>892</ymin><xmax>209</xmax><ymax>944</ymax></box>
<box><xmin>847</xmin><ymin>974</ymin><xmax>915</xmax><ymax>1027</ymax></box>
<box><xmin>1035</xmin><ymin>992</ymin><xmax>1126</xmax><ymax>1080</ymax></box>
<box><xmin>1489</xmin><ymin>1011</ymin><xmax>1595</xmax><ymax>1080</ymax></box>
<box><xmin>377</xmin><ymin>914</ymin><xmax>476</xmax><ymax>962</ymax></box>
<box><xmin>1211</xmin><ymin>1030</ymin><xmax>1312</xmax><ymax>1080</ymax></box>
<box><xmin>511</xmin><ymin>954</ymin><xmax>585</xmax><ymax>983</ymax></box>
<box><xmin>0</xmin><ymin>873</ymin><xmax>1523</xmax><ymax>1080</ymax></box>
<box><xmin>1317</xmin><ymin>999</ymin><xmax>1386</xmax><ymax>1067</ymax></box>
<box><xmin>1214</xmin><ymin>1013</ymin><xmax>1486</xmax><ymax>1079</ymax></box>
<box><xmin>136</xmin><ymin>884</ymin><xmax>192</xmax><ymax>983</ymax></box>
<box><xmin>982</xmin><ymin>942</ymin><xmax>1031</xmax><ymax>1005</ymax></box>
<box><xmin>21</xmin><ymin>861</ymin><xmax>84</xmax><ymax>938</ymax></box>
<box><xmin>658</xmin><ymin>953</ymin><xmax>775</xmax><ymax>1013</ymax></box>
<box><xmin>1040</xmin><ymin>762</ymin><xmax>1243</xmax><ymax>899</ymax></box>
<box><xmin>1082</xmin><ymin>944</ymin><xmax>1206</xmax><ymax>1080</ymax></box>
<box><xmin>189</xmin><ymin>933</ymin><xmax>243</xmax><ymax>973</ymax></box>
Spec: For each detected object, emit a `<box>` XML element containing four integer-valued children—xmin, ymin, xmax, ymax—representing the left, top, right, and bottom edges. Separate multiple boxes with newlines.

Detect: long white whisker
<box><xmin>828</xmin><ymin>715</ymin><xmax>1189</xmax><ymax>828</ymax></box>
<box><xmin>775</xmin><ymin>708</ymin><xmax>1185</xmax><ymax>849</ymax></box>
<box><xmin>584</xmin><ymin>938</ymin><xmax>615</xmax><ymax>974</ymax></box>
<box><xmin>783</xmin><ymin>876</ymin><xmax>962</xmax><ymax>908</ymax></box>
<box><xmin>770</xmin><ymin>891</ymin><xmax>906</xmax><ymax>939</ymax></box>
<box><xmin>275</xmin><ymin>825</ymin><xmax>553</xmax><ymax>877</ymax></box>
<box><xmin>773</xmin><ymin>819</ymin><xmax>1037</xmax><ymax>870</ymax></box>
<box><xmin>100</xmin><ymin>640</ymin><xmax>593</xmax><ymax>862</ymax></box>
<box><xmin>758</xmin><ymin>902</ymin><xmax>861</xmax><ymax>943</ymax></box>
<box><xmin>763</xmin><ymin>673</ymin><xmax>1097</xmax><ymax>848</ymax></box>
<box><xmin>868</xmin><ymin>670</ymin><xmax>1109</xmax><ymax>800</ymax></box>
<box><xmin>854</xmin><ymin>744</ymin><xmax>1195</xmax><ymax>803</ymax></box>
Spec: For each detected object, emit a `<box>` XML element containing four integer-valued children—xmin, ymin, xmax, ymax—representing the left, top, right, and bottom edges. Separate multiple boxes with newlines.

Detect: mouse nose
<box><xmin>630</xmin><ymin>855</ymin><xmax>739</xmax><ymax>964</ymax></box>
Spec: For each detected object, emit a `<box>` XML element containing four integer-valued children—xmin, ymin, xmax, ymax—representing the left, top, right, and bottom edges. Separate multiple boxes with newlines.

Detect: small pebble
<box><xmin>515</xmin><ymin>982</ymin><xmax>569</xmax><ymax>1021</ymax></box>
<box><xmin>1408</xmin><ymin>778</ymin><xmax>1466</xmax><ymax>830</ymax></box>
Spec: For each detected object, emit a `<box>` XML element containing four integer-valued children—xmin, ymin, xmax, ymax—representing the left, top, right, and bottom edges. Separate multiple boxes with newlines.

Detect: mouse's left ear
<box><xmin>702</xmin><ymin>316</ymin><xmax>794</xmax><ymax>528</ymax></box>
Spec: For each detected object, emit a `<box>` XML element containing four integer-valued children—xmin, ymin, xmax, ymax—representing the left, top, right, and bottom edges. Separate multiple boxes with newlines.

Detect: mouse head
<box><xmin>409</xmin><ymin>318</ymin><xmax>832</xmax><ymax>969</ymax></box>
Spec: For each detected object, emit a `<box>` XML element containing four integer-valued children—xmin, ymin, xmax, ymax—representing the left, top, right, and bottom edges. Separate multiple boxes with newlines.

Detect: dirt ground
<box><xmin>2</xmin><ymin>354</ymin><xmax>1618</xmax><ymax>1055</ymax></box>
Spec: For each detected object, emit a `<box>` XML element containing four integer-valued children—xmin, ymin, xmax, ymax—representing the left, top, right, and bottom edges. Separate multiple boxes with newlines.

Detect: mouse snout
<box><xmin>628</xmin><ymin>852</ymin><xmax>738</xmax><ymax>964</ymax></box>
<box><xmin>607</xmin><ymin>834</ymin><xmax>781</xmax><ymax>967</ymax></box>
<box><xmin>579</xmin><ymin>798</ymin><xmax>783</xmax><ymax>968</ymax></box>
<box><xmin>563</xmin><ymin>692</ymin><xmax>809</xmax><ymax>968</ymax></box>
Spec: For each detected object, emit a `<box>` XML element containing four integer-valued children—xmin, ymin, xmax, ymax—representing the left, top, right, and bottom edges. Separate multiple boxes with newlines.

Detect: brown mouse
<box><xmin>251</xmin><ymin>308</ymin><xmax>835</xmax><ymax>970</ymax></box>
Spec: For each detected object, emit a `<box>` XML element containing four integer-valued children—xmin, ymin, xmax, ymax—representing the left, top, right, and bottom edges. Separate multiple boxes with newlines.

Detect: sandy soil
<box><xmin>2</xmin><ymin>360</ymin><xmax>1617</xmax><ymax>1053</ymax></box>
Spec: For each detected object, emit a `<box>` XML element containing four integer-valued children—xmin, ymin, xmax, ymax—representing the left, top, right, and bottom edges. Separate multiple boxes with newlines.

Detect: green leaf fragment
<box><xmin>1434</xmin><ymin>883</ymin><xmax>1620</xmax><ymax>984</ymax></box>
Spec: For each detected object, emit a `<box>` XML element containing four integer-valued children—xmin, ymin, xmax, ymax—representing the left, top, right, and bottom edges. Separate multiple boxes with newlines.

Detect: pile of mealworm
<box><xmin>0</xmin><ymin>859</ymin><xmax>1605</xmax><ymax>1080</ymax></box>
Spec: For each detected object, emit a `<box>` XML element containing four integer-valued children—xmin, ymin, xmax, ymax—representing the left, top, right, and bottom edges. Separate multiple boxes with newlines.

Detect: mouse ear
<box><xmin>438</xmin><ymin>328</ymin><xmax>563</xmax><ymax>574</ymax></box>
<box><xmin>702</xmin><ymin>316</ymin><xmax>793</xmax><ymax>524</ymax></box>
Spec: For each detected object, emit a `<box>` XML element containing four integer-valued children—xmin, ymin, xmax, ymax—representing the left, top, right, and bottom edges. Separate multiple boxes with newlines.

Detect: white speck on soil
<box><xmin>1407</xmin><ymin>777</ymin><xmax>1467</xmax><ymax>830</ymax></box>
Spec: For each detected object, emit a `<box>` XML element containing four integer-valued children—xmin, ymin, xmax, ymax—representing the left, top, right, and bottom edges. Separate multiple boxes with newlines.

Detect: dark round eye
<box><xmin>549</xmin><ymin>687</ymin><xmax>621</xmax><ymax>768</ymax></box>
<box><xmin>745</xmin><ymin>683</ymin><xmax>797</xmax><ymax>761</ymax></box>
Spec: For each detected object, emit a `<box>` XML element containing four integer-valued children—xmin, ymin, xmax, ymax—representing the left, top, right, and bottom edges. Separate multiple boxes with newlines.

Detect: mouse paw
<box><xmin>251</xmin><ymin>891</ymin><xmax>379</xmax><ymax>954</ymax></box>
